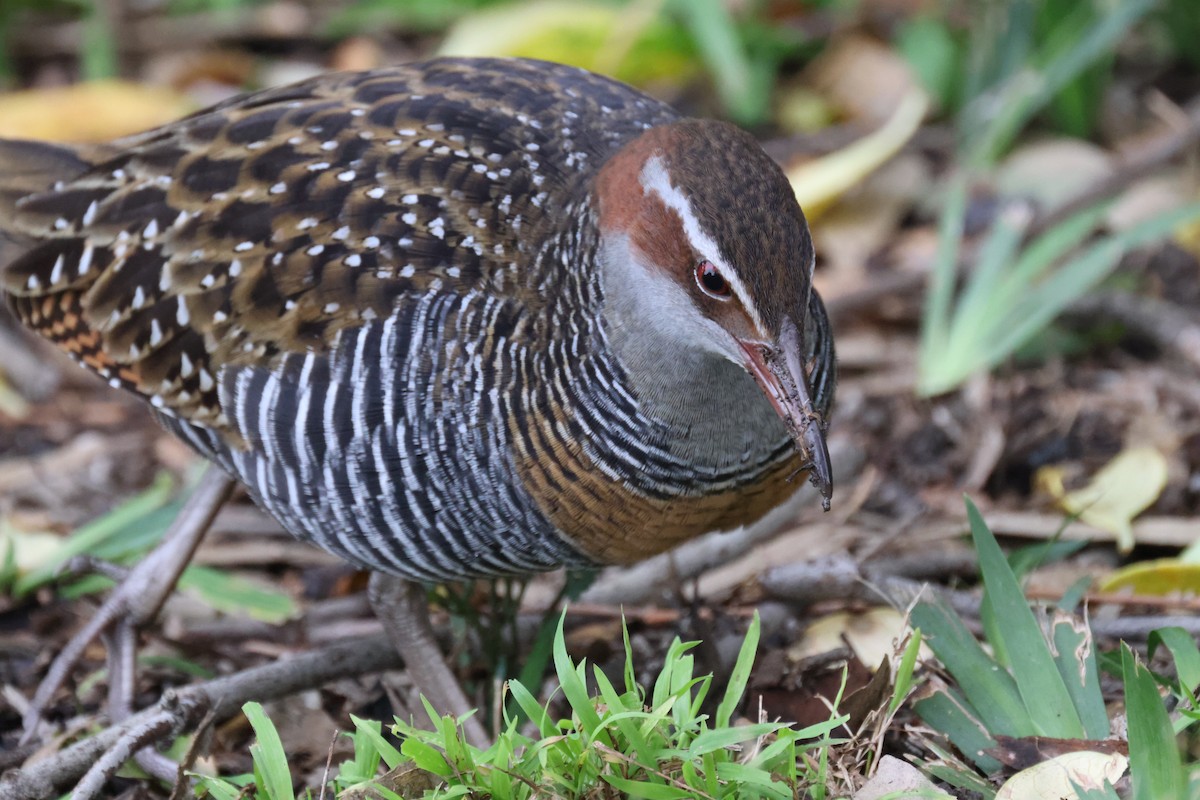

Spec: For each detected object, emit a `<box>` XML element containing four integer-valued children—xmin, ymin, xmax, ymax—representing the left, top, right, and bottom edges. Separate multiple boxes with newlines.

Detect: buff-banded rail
<box><xmin>0</xmin><ymin>57</ymin><xmax>835</xmax><ymax>748</ymax></box>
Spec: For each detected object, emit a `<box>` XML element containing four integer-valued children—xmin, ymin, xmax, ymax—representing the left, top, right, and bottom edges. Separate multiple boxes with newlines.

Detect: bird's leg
<box><xmin>367</xmin><ymin>573</ymin><xmax>489</xmax><ymax>748</ymax></box>
<box><xmin>22</xmin><ymin>467</ymin><xmax>234</xmax><ymax>743</ymax></box>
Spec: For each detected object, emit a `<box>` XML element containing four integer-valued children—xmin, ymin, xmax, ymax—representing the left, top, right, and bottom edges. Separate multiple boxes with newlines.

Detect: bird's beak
<box><xmin>738</xmin><ymin>315</ymin><xmax>833</xmax><ymax>510</ymax></box>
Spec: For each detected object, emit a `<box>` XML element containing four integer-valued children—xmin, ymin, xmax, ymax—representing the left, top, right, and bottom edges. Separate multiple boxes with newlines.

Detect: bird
<box><xmin>0</xmin><ymin>57</ymin><xmax>835</xmax><ymax>744</ymax></box>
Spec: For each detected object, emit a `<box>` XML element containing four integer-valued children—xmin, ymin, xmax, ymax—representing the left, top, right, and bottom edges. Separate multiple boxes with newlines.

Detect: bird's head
<box><xmin>594</xmin><ymin>118</ymin><xmax>835</xmax><ymax>507</ymax></box>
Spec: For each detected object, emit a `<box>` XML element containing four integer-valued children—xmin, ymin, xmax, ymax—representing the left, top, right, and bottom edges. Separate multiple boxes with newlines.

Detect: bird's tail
<box><xmin>0</xmin><ymin>139</ymin><xmax>118</xmax><ymax>375</ymax></box>
<box><xmin>0</xmin><ymin>138</ymin><xmax>98</xmax><ymax>249</ymax></box>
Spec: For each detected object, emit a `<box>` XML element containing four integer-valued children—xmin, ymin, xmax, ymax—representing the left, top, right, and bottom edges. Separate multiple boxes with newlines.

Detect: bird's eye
<box><xmin>695</xmin><ymin>260</ymin><xmax>732</xmax><ymax>300</ymax></box>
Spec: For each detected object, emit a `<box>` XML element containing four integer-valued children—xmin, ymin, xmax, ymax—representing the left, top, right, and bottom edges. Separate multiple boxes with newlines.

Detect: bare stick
<box><xmin>22</xmin><ymin>468</ymin><xmax>234</xmax><ymax>741</ymax></box>
<box><xmin>2</xmin><ymin>633</ymin><xmax>403</xmax><ymax>800</ymax></box>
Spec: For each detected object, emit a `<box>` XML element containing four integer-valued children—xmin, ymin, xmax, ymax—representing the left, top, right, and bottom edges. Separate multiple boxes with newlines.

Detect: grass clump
<box><xmin>196</xmin><ymin>613</ymin><xmax>858</xmax><ymax>799</ymax></box>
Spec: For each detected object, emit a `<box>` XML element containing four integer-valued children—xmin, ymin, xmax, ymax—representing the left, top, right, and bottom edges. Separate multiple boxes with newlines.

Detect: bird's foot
<box><xmin>367</xmin><ymin>573</ymin><xmax>490</xmax><ymax>748</ymax></box>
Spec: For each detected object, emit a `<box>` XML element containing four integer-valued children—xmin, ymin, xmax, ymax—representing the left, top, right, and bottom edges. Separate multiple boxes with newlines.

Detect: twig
<box><xmin>21</xmin><ymin>468</ymin><xmax>234</xmax><ymax>741</ymax></box>
<box><xmin>1023</xmin><ymin>97</ymin><xmax>1200</xmax><ymax>242</ymax></box>
<box><xmin>71</xmin><ymin>710</ymin><xmax>177</xmax><ymax>800</ymax></box>
<box><xmin>1026</xmin><ymin>589</ymin><xmax>1200</xmax><ymax>613</ymax></box>
<box><xmin>1089</xmin><ymin>616</ymin><xmax>1200</xmax><ymax>640</ymax></box>
<box><xmin>1</xmin><ymin>633</ymin><xmax>403</xmax><ymax>800</ymax></box>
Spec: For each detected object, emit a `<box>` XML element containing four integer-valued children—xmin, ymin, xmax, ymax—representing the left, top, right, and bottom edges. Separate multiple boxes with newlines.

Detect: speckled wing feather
<box><xmin>1</xmin><ymin>58</ymin><xmax>678</xmax><ymax>435</ymax></box>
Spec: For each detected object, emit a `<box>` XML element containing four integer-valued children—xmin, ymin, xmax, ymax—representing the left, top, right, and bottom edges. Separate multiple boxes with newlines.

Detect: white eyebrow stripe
<box><xmin>638</xmin><ymin>154</ymin><xmax>767</xmax><ymax>335</ymax></box>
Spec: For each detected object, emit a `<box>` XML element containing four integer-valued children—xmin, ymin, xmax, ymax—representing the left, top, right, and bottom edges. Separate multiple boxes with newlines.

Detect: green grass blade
<box><xmin>910</xmin><ymin>594</ymin><xmax>1031</xmax><ymax>736</ymax></box>
<box><xmin>193</xmin><ymin>777</ymin><xmax>242</xmax><ymax>800</ymax></box>
<box><xmin>987</xmin><ymin>200</ymin><xmax>1200</xmax><ymax>368</ymax></box>
<box><xmin>715</xmin><ymin>611</ymin><xmax>759</xmax><ymax>728</ymax></box>
<box><xmin>505</xmin><ymin>678</ymin><xmax>556</xmax><ymax>739</ymax></box>
<box><xmin>946</xmin><ymin>202</ymin><xmax>1031</xmax><ymax>350</ymax></box>
<box><xmin>602</xmin><ymin>774</ymin><xmax>695</xmax><ymax>799</ymax></box>
<box><xmin>593</xmin><ymin>666</ymin><xmax>649</xmax><ymax>757</ymax></box>
<box><xmin>889</xmin><ymin>628</ymin><xmax>923</xmax><ymax>715</ymax></box>
<box><xmin>552</xmin><ymin>610</ymin><xmax>603</xmax><ymax>738</ymax></box>
<box><xmin>1122</xmin><ymin>643</ymin><xmax>1186</xmax><ymax>800</ymax></box>
<box><xmin>981</xmin><ymin>240</ymin><xmax>1121</xmax><ymax>368</ymax></box>
<box><xmin>13</xmin><ymin>471</ymin><xmax>176</xmax><ymax>596</ymax></box>
<box><xmin>1148</xmin><ymin>627</ymin><xmax>1200</xmax><ymax>698</ymax></box>
<box><xmin>913</xmin><ymin>686</ymin><xmax>1002</xmax><ymax>773</ymax></box>
<box><xmin>178</xmin><ymin>565</ymin><xmax>295</xmax><ymax>623</ymax></box>
<box><xmin>917</xmin><ymin>174</ymin><xmax>969</xmax><ymax>395</ymax></box>
<box><xmin>668</xmin><ymin>0</ymin><xmax>764</xmax><ymax>125</ymax></box>
<box><xmin>80</xmin><ymin>2</ymin><xmax>119</xmax><ymax>80</ymax></box>
<box><xmin>242</xmin><ymin>702</ymin><xmax>294</xmax><ymax>800</ymax></box>
<box><xmin>686</xmin><ymin>723</ymin><xmax>784</xmax><ymax>757</ymax></box>
<box><xmin>967</xmin><ymin>497</ymin><xmax>1084</xmax><ymax>738</ymax></box>
<box><xmin>968</xmin><ymin>0</ymin><xmax>1155</xmax><ymax>166</ymax></box>
<box><xmin>993</xmin><ymin>203</ymin><xmax>1109</xmax><ymax>315</ymax></box>
<box><xmin>1050</xmin><ymin>613</ymin><xmax>1108</xmax><ymax>740</ymax></box>
<box><xmin>714</xmin><ymin>761</ymin><xmax>793</xmax><ymax>799</ymax></box>
<box><xmin>350</xmin><ymin>714</ymin><xmax>403</xmax><ymax>769</ymax></box>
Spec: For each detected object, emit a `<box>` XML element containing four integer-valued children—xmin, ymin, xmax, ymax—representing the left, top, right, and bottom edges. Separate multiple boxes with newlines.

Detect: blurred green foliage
<box><xmin>2</xmin><ymin>0</ymin><xmax>1198</xmax><ymax>136</ymax></box>
<box><xmin>898</xmin><ymin>0</ymin><xmax>1157</xmax><ymax>164</ymax></box>
<box><xmin>331</xmin><ymin>0</ymin><xmax>806</xmax><ymax>125</ymax></box>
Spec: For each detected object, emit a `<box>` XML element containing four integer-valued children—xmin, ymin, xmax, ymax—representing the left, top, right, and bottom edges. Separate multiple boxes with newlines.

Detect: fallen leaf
<box><xmin>811</xmin><ymin>153</ymin><xmax>931</xmax><ymax>279</ymax></box>
<box><xmin>994</xmin><ymin>751</ymin><xmax>1128</xmax><ymax>799</ymax></box>
<box><xmin>437</xmin><ymin>0</ymin><xmax>698</xmax><ymax>88</ymax></box>
<box><xmin>994</xmin><ymin>138</ymin><xmax>1113</xmax><ymax>212</ymax></box>
<box><xmin>0</xmin><ymin>521</ymin><xmax>62</xmax><ymax>574</ymax></box>
<box><xmin>787</xmin><ymin>87</ymin><xmax>928</xmax><ymax>219</ymax></box>
<box><xmin>806</xmin><ymin>34</ymin><xmax>922</xmax><ymax>125</ymax></box>
<box><xmin>1098</xmin><ymin>559</ymin><xmax>1200</xmax><ymax>595</ymax></box>
<box><xmin>1036</xmin><ymin>447</ymin><xmax>1168</xmax><ymax>553</ymax></box>
<box><xmin>790</xmin><ymin>606</ymin><xmax>922</xmax><ymax>669</ymax></box>
<box><xmin>0</xmin><ymin>81</ymin><xmax>193</xmax><ymax>142</ymax></box>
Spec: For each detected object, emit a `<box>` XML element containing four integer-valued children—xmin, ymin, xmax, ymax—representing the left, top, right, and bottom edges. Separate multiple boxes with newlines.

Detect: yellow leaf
<box><xmin>786</xmin><ymin>88</ymin><xmax>928</xmax><ymax>219</ymax></box>
<box><xmin>789</xmin><ymin>607</ymin><xmax>930</xmax><ymax>668</ymax></box>
<box><xmin>437</xmin><ymin>0</ymin><xmax>698</xmax><ymax>88</ymax></box>
<box><xmin>1098</xmin><ymin>560</ymin><xmax>1200</xmax><ymax>595</ymax></box>
<box><xmin>0</xmin><ymin>81</ymin><xmax>193</xmax><ymax>143</ymax></box>
<box><xmin>995</xmin><ymin>751</ymin><xmax>1128</xmax><ymax>799</ymax></box>
<box><xmin>1038</xmin><ymin>447</ymin><xmax>1168</xmax><ymax>553</ymax></box>
<box><xmin>0</xmin><ymin>522</ymin><xmax>62</xmax><ymax>574</ymax></box>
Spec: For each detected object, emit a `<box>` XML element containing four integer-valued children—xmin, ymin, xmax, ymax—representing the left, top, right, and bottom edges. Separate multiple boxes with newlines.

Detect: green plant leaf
<box><xmin>715</xmin><ymin>611</ymin><xmax>759</xmax><ymax>728</ymax></box>
<box><xmin>917</xmin><ymin>174</ymin><xmax>968</xmax><ymax>394</ymax></box>
<box><xmin>964</xmin><ymin>0</ymin><xmax>1156</xmax><ymax>166</ymax></box>
<box><xmin>593</xmin><ymin>666</ymin><xmax>649</xmax><ymax>758</ymax></box>
<box><xmin>890</xmin><ymin>628</ymin><xmax>923</xmax><ymax>715</ymax></box>
<box><xmin>506</xmin><ymin>677</ymin><xmax>556</xmax><ymax>739</ymax></box>
<box><xmin>399</xmin><ymin>733</ymin><xmax>454</xmax><ymax>777</ymax></box>
<box><xmin>1122</xmin><ymin>643</ymin><xmax>1186</xmax><ymax>800</ymax></box>
<box><xmin>242</xmin><ymin>702</ymin><xmax>294</xmax><ymax>800</ymax></box>
<box><xmin>601</xmin><ymin>774</ymin><xmax>696</xmax><ymax>799</ymax></box>
<box><xmin>967</xmin><ymin>498</ymin><xmax>1084</xmax><ymax>738</ymax></box>
<box><xmin>910</xmin><ymin>594</ymin><xmax>1030</xmax><ymax>737</ymax></box>
<box><xmin>351</xmin><ymin>715</ymin><xmax>403</xmax><ymax>769</ymax></box>
<box><xmin>552</xmin><ymin>609</ymin><xmax>603</xmax><ymax>739</ymax></box>
<box><xmin>178</xmin><ymin>565</ymin><xmax>295</xmax><ymax>622</ymax></box>
<box><xmin>667</xmin><ymin>0</ymin><xmax>766</xmax><ymax>125</ymax></box>
<box><xmin>913</xmin><ymin>685</ymin><xmax>1003</xmax><ymax>773</ymax></box>
<box><xmin>896</xmin><ymin>15</ymin><xmax>961</xmax><ymax>110</ymax></box>
<box><xmin>13</xmin><ymin>471</ymin><xmax>177</xmax><ymax>596</ymax></box>
<box><xmin>1050</xmin><ymin>613</ymin><xmax>1108</xmax><ymax>740</ymax></box>
<box><xmin>686</xmin><ymin>723</ymin><xmax>784</xmax><ymax>757</ymax></box>
<box><xmin>1148</xmin><ymin>627</ymin><xmax>1200</xmax><ymax>698</ymax></box>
